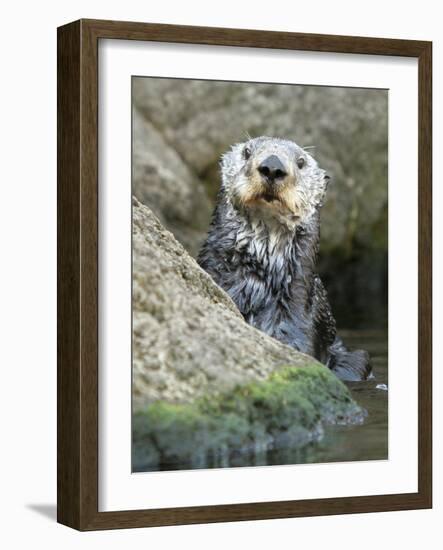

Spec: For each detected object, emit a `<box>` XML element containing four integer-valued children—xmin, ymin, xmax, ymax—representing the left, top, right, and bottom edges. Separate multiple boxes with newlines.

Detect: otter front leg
<box><xmin>310</xmin><ymin>275</ymin><xmax>372</xmax><ymax>381</ymax></box>
<box><xmin>310</xmin><ymin>275</ymin><xmax>337</xmax><ymax>363</ymax></box>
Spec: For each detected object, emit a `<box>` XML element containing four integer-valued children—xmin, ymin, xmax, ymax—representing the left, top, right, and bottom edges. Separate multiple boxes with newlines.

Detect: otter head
<box><xmin>221</xmin><ymin>136</ymin><xmax>330</xmax><ymax>230</ymax></box>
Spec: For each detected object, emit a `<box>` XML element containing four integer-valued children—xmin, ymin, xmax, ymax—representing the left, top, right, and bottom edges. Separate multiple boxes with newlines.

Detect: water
<box><xmin>267</xmin><ymin>329</ymin><xmax>389</xmax><ymax>465</ymax></box>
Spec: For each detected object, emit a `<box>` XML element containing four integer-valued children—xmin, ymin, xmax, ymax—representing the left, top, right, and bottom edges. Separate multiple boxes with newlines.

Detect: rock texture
<box><xmin>132</xmin><ymin>197</ymin><xmax>320</xmax><ymax>410</ymax></box>
<box><xmin>132</xmin><ymin>109</ymin><xmax>211</xmax><ymax>257</ymax></box>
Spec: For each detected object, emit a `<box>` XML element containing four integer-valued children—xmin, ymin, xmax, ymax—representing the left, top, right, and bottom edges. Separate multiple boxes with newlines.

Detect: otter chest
<box><xmin>225</xmin><ymin>228</ymin><xmax>314</xmax><ymax>352</ymax></box>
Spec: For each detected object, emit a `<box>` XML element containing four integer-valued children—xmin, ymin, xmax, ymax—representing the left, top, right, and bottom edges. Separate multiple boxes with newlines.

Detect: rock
<box><xmin>132</xmin><ymin>107</ymin><xmax>211</xmax><ymax>256</ymax></box>
<box><xmin>132</xmin><ymin>198</ymin><xmax>365</xmax><ymax>470</ymax></box>
<box><xmin>132</xmin><ymin>196</ymin><xmax>318</xmax><ymax>409</ymax></box>
<box><xmin>133</xmin><ymin>366</ymin><xmax>366</xmax><ymax>471</ymax></box>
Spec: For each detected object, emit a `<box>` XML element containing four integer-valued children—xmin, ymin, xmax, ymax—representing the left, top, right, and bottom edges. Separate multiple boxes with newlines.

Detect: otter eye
<box><xmin>243</xmin><ymin>146</ymin><xmax>251</xmax><ymax>160</ymax></box>
<box><xmin>297</xmin><ymin>157</ymin><xmax>305</xmax><ymax>169</ymax></box>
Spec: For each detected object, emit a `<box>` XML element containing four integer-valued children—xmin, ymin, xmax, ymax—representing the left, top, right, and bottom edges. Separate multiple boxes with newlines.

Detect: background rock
<box><xmin>132</xmin><ymin>109</ymin><xmax>212</xmax><ymax>256</ymax></box>
<box><xmin>132</xmin><ymin>78</ymin><xmax>388</xmax><ymax>327</ymax></box>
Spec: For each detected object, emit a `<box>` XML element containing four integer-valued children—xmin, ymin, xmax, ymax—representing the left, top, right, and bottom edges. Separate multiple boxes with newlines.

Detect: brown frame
<box><xmin>57</xmin><ymin>18</ymin><xmax>432</xmax><ymax>531</ymax></box>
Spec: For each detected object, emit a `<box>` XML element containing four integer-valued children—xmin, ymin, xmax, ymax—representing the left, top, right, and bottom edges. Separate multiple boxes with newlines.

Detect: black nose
<box><xmin>258</xmin><ymin>155</ymin><xmax>287</xmax><ymax>183</ymax></box>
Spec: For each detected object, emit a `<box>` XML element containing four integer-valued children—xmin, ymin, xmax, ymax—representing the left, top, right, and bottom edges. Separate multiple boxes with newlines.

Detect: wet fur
<box><xmin>198</xmin><ymin>137</ymin><xmax>371</xmax><ymax>381</ymax></box>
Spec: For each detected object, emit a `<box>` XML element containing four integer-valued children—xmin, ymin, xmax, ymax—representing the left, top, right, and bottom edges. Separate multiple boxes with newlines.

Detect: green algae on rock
<box><xmin>132</xmin><ymin>365</ymin><xmax>366</xmax><ymax>472</ymax></box>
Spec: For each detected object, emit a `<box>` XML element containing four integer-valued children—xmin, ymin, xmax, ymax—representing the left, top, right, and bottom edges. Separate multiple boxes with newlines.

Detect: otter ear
<box><xmin>324</xmin><ymin>173</ymin><xmax>331</xmax><ymax>190</ymax></box>
<box><xmin>316</xmin><ymin>171</ymin><xmax>331</xmax><ymax>208</ymax></box>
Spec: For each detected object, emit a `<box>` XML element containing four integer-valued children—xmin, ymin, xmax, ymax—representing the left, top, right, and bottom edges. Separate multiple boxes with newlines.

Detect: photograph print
<box><xmin>131</xmin><ymin>77</ymin><xmax>388</xmax><ymax>473</ymax></box>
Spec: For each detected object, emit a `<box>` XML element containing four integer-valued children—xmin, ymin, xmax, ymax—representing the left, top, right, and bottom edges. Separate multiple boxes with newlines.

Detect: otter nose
<box><xmin>258</xmin><ymin>155</ymin><xmax>287</xmax><ymax>183</ymax></box>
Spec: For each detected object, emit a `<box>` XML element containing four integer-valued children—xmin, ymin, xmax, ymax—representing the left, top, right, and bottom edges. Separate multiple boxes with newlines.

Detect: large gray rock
<box><xmin>132</xmin><ymin>197</ymin><xmax>321</xmax><ymax>411</ymax></box>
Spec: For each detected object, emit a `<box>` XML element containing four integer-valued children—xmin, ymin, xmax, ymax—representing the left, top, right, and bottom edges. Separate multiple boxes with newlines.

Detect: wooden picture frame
<box><xmin>57</xmin><ymin>18</ymin><xmax>432</xmax><ymax>530</ymax></box>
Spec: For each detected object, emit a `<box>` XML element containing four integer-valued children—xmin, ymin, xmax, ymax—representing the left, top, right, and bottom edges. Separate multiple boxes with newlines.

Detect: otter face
<box><xmin>221</xmin><ymin>136</ymin><xmax>330</xmax><ymax>229</ymax></box>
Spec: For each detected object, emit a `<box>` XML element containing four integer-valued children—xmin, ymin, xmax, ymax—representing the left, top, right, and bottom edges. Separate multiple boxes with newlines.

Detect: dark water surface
<box><xmin>266</xmin><ymin>329</ymin><xmax>389</xmax><ymax>466</ymax></box>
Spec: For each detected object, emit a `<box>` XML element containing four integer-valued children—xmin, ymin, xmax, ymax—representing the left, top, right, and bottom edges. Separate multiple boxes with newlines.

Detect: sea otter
<box><xmin>198</xmin><ymin>136</ymin><xmax>371</xmax><ymax>381</ymax></box>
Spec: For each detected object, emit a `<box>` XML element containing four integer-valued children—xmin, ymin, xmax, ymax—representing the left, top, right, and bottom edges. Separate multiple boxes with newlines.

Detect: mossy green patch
<box><xmin>133</xmin><ymin>364</ymin><xmax>366</xmax><ymax>471</ymax></box>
